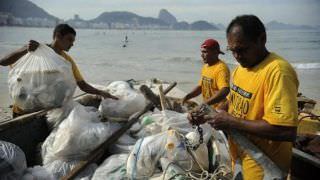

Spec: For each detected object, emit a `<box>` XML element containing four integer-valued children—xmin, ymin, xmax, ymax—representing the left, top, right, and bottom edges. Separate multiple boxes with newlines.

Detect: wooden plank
<box><xmin>140</xmin><ymin>84</ymin><xmax>162</xmax><ymax>110</ymax></box>
<box><xmin>292</xmin><ymin>148</ymin><xmax>320</xmax><ymax>168</ymax></box>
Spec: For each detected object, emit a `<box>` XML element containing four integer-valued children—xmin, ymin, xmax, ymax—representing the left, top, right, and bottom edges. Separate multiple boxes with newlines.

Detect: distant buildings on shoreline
<box><xmin>0</xmin><ymin>0</ymin><xmax>318</xmax><ymax>31</ymax></box>
<box><xmin>0</xmin><ymin>12</ymin><xmax>221</xmax><ymax>30</ymax></box>
<box><xmin>0</xmin><ymin>12</ymin><xmax>59</xmax><ymax>28</ymax></box>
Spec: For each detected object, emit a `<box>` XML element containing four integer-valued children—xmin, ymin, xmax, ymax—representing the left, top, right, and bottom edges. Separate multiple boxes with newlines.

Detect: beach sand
<box><xmin>0</xmin><ymin>106</ymin><xmax>12</xmax><ymax>122</ymax></box>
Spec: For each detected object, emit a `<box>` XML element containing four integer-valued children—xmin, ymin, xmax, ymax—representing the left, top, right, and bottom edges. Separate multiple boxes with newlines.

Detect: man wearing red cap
<box><xmin>182</xmin><ymin>38</ymin><xmax>230</xmax><ymax>110</ymax></box>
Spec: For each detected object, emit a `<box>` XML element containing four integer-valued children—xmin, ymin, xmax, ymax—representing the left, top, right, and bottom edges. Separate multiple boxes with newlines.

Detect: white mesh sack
<box><xmin>21</xmin><ymin>165</ymin><xmax>55</xmax><ymax>180</ymax></box>
<box><xmin>99</xmin><ymin>81</ymin><xmax>147</xmax><ymax>119</ymax></box>
<box><xmin>8</xmin><ymin>44</ymin><xmax>76</xmax><ymax>112</ymax></box>
<box><xmin>0</xmin><ymin>141</ymin><xmax>27</xmax><ymax>180</ymax></box>
<box><xmin>42</xmin><ymin>104</ymin><xmax>111</xmax><ymax>164</ymax></box>
<box><xmin>91</xmin><ymin>154</ymin><xmax>129</xmax><ymax>180</ymax></box>
<box><xmin>139</xmin><ymin>110</ymin><xmax>213</xmax><ymax>142</ymax></box>
<box><xmin>126</xmin><ymin>132</ymin><xmax>168</xmax><ymax>179</ymax></box>
<box><xmin>43</xmin><ymin>160</ymin><xmax>97</xmax><ymax>180</ymax></box>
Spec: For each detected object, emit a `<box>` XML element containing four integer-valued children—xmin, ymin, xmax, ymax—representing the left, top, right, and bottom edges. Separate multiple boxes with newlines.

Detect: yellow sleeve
<box><xmin>198</xmin><ymin>66</ymin><xmax>204</xmax><ymax>86</ymax></box>
<box><xmin>227</xmin><ymin>67</ymin><xmax>237</xmax><ymax>102</ymax></box>
<box><xmin>263</xmin><ymin>69</ymin><xmax>298</xmax><ymax>127</ymax></box>
<box><xmin>216</xmin><ymin>68</ymin><xmax>230</xmax><ymax>89</ymax></box>
<box><xmin>68</xmin><ymin>58</ymin><xmax>84</xmax><ymax>82</ymax></box>
<box><xmin>198</xmin><ymin>78</ymin><xmax>202</xmax><ymax>86</ymax></box>
<box><xmin>61</xmin><ymin>52</ymin><xmax>84</xmax><ymax>82</ymax></box>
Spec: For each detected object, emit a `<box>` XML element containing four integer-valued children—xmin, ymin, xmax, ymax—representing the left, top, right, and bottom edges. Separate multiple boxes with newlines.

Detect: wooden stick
<box><xmin>140</xmin><ymin>85</ymin><xmax>162</xmax><ymax>110</ymax></box>
<box><xmin>62</xmin><ymin>82</ymin><xmax>177</xmax><ymax>180</ymax></box>
<box><xmin>158</xmin><ymin>85</ymin><xmax>167</xmax><ymax>111</ymax></box>
<box><xmin>159</xmin><ymin>84</ymin><xmax>174</xmax><ymax>110</ymax></box>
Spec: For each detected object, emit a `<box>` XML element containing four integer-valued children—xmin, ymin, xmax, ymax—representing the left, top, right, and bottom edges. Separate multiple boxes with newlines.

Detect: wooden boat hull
<box><xmin>0</xmin><ymin>115</ymin><xmax>48</xmax><ymax>166</ymax></box>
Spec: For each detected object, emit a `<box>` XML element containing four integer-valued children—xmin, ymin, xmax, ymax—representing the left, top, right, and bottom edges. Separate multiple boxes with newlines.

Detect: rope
<box><xmin>298</xmin><ymin>110</ymin><xmax>320</xmax><ymax>123</ymax></box>
<box><xmin>161</xmin><ymin>131</ymin><xmax>231</xmax><ymax>180</ymax></box>
<box><xmin>298</xmin><ymin>115</ymin><xmax>320</xmax><ymax>123</ymax></box>
<box><xmin>131</xmin><ymin>137</ymin><xmax>144</xmax><ymax>179</ymax></box>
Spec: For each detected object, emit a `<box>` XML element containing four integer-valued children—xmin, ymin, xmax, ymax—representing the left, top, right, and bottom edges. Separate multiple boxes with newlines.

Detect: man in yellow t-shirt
<box><xmin>0</xmin><ymin>24</ymin><xmax>117</xmax><ymax>117</ymax></box>
<box><xmin>182</xmin><ymin>39</ymin><xmax>230</xmax><ymax>109</ymax></box>
<box><xmin>203</xmin><ymin>15</ymin><xmax>299</xmax><ymax>179</ymax></box>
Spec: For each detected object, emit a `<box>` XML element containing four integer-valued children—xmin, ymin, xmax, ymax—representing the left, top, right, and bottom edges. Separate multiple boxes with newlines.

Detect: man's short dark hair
<box><xmin>226</xmin><ymin>15</ymin><xmax>266</xmax><ymax>42</ymax></box>
<box><xmin>53</xmin><ymin>24</ymin><xmax>76</xmax><ymax>38</ymax></box>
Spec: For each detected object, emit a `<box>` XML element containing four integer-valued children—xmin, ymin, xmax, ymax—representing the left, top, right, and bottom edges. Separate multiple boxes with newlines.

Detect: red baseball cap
<box><xmin>201</xmin><ymin>39</ymin><xmax>225</xmax><ymax>55</ymax></box>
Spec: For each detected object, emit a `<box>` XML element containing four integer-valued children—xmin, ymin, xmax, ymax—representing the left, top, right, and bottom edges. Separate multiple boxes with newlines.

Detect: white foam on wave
<box><xmin>226</xmin><ymin>62</ymin><xmax>320</xmax><ymax>70</ymax></box>
<box><xmin>292</xmin><ymin>63</ymin><xmax>320</xmax><ymax>69</ymax></box>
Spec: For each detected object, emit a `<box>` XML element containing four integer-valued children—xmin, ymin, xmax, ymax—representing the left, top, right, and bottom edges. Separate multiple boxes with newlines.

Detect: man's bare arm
<box><xmin>0</xmin><ymin>40</ymin><xmax>39</xmax><ymax>66</ymax></box>
<box><xmin>77</xmin><ymin>80</ymin><xmax>118</xmax><ymax>100</ymax></box>
<box><xmin>182</xmin><ymin>85</ymin><xmax>202</xmax><ymax>105</ymax></box>
<box><xmin>204</xmin><ymin>87</ymin><xmax>229</xmax><ymax>106</ymax></box>
<box><xmin>208</xmin><ymin>111</ymin><xmax>297</xmax><ymax>142</ymax></box>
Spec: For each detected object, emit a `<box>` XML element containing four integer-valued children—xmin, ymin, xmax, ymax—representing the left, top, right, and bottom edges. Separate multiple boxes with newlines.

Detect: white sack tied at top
<box><xmin>8</xmin><ymin>44</ymin><xmax>77</xmax><ymax>112</ymax></box>
<box><xmin>99</xmin><ymin>81</ymin><xmax>147</xmax><ymax>119</ymax></box>
<box><xmin>41</xmin><ymin>104</ymin><xmax>111</xmax><ymax>164</ymax></box>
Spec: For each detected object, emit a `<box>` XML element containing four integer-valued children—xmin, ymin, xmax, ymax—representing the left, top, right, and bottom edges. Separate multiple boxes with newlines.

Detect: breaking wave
<box><xmin>292</xmin><ymin>63</ymin><xmax>320</xmax><ymax>69</ymax></box>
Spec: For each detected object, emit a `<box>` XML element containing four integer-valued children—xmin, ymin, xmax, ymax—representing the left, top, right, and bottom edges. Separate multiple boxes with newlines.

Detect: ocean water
<box><xmin>0</xmin><ymin>27</ymin><xmax>320</xmax><ymax>107</ymax></box>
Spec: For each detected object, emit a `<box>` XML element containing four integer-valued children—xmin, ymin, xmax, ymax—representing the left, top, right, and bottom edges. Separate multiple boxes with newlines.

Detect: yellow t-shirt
<box><xmin>199</xmin><ymin>60</ymin><xmax>230</xmax><ymax>108</ymax></box>
<box><xmin>228</xmin><ymin>53</ymin><xmax>299</xmax><ymax>179</ymax></box>
<box><xmin>13</xmin><ymin>50</ymin><xmax>83</xmax><ymax>115</ymax></box>
<box><xmin>60</xmin><ymin>51</ymin><xmax>84</xmax><ymax>82</ymax></box>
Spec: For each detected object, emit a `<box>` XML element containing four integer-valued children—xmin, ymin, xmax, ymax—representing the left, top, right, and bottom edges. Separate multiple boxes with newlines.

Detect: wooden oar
<box><xmin>62</xmin><ymin>82</ymin><xmax>177</xmax><ymax>180</ymax></box>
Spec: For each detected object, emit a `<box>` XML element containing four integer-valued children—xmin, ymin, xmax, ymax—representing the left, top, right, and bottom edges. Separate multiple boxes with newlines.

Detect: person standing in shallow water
<box><xmin>0</xmin><ymin>24</ymin><xmax>118</xmax><ymax>118</ymax></box>
<box><xmin>196</xmin><ymin>15</ymin><xmax>299</xmax><ymax>179</ymax></box>
<box><xmin>182</xmin><ymin>38</ymin><xmax>230</xmax><ymax>110</ymax></box>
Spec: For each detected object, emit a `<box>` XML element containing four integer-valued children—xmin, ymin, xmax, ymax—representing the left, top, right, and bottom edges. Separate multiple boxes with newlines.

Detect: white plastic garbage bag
<box><xmin>185</xmin><ymin>132</ymin><xmax>209</xmax><ymax>171</ymax></box>
<box><xmin>0</xmin><ymin>140</ymin><xmax>27</xmax><ymax>180</ymax></box>
<box><xmin>159</xmin><ymin>157</ymin><xmax>188</xmax><ymax>180</ymax></box>
<box><xmin>42</xmin><ymin>104</ymin><xmax>111</xmax><ymax>164</ymax></box>
<box><xmin>164</xmin><ymin>130</ymin><xmax>191</xmax><ymax>170</ymax></box>
<box><xmin>165</xmin><ymin>130</ymin><xmax>209</xmax><ymax>172</ymax></box>
<box><xmin>108</xmin><ymin>133</ymin><xmax>137</xmax><ymax>154</ymax></box>
<box><xmin>91</xmin><ymin>154</ymin><xmax>129</xmax><ymax>180</ymax></box>
<box><xmin>138</xmin><ymin>110</ymin><xmax>213</xmax><ymax>141</ymax></box>
<box><xmin>46</xmin><ymin>100</ymin><xmax>77</xmax><ymax>130</ymax></box>
<box><xmin>126</xmin><ymin>132</ymin><xmax>167</xmax><ymax>179</ymax></box>
<box><xmin>43</xmin><ymin>160</ymin><xmax>97</xmax><ymax>180</ymax></box>
<box><xmin>99</xmin><ymin>81</ymin><xmax>147</xmax><ymax>119</ymax></box>
<box><xmin>21</xmin><ymin>166</ymin><xmax>55</xmax><ymax>180</ymax></box>
<box><xmin>8</xmin><ymin>44</ymin><xmax>76</xmax><ymax>112</ymax></box>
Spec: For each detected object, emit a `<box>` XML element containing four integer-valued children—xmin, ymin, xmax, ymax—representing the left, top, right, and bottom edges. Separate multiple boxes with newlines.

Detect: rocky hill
<box><xmin>0</xmin><ymin>2</ymin><xmax>221</xmax><ymax>30</ymax></box>
<box><xmin>0</xmin><ymin>0</ymin><xmax>58</xmax><ymax>20</ymax></box>
<box><xmin>158</xmin><ymin>9</ymin><xmax>177</xmax><ymax>25</ymax></box>
<box><xmin>91</xmin><ymin>11</ymin><xmax>168</xmax><ymax>27</ymax></box>
<box><xmin>266</xmin><ymin>20</ymin><xmax>315</xmax><ymax>30</ymax></box>
<box><xmin>190</xmin><ymin>21</ymin><xmax>219</xmax><ymax>30</ymax></box>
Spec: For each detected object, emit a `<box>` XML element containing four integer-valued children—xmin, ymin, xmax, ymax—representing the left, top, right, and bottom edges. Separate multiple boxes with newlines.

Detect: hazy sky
<box><xmin>29</xmin><ymin>0</ymin><xmax>320</xmax><ymax>26</ymax></box>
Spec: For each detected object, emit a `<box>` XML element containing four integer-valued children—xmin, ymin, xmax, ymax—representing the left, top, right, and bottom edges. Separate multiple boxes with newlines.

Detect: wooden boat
<box><xmin>0</xmin><ymin>79</ymin><xmax>319</xmax><ymax>179</ymax></box>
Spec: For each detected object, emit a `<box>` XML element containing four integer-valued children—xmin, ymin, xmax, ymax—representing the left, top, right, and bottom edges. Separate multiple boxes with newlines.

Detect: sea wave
<box><xmin>226</xmin><ymin>62</ymin><xmax>320</xmax><ymax>70</ymax></box>
<box><xmin>292</xmin><ymin>63</ymin><xmax>320</xmax><ymax>69</ymax></box>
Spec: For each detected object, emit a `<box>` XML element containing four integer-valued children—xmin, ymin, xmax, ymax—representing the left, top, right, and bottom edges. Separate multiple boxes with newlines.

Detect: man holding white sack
<box><xmin>0</xmin><ymin>24</ymin><xmax>117</xmax><ymax>117</ymax></box>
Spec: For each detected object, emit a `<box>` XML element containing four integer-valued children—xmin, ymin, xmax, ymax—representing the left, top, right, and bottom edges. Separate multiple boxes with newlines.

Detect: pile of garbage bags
<box><xmin>125</xmin><ymin>110</ymin><xmax>212</xmax><ymax>179</ymax></box>
<box><xmin>8</xmin><ymin>44</ymin><xmax>76</xmax><ymax>112</ymax></box>
<box><xmin>1</xmin><ymin>80</ymin><xmax>229</xmax><ymax>180</ymax></box>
